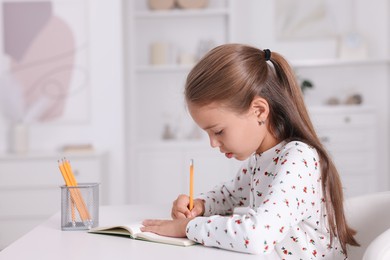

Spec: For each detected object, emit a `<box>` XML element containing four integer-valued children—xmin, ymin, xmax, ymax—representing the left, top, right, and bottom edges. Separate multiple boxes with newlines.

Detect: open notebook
<box><xmin>88</xmin><ymin>223</ymin><xmax>196</xmax><ymax>247</ymax></box>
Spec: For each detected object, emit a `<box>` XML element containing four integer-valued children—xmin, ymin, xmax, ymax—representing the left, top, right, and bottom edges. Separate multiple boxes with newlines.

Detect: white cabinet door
<box><xmin>309</xmin><ymin>106</ymin><xmax>378</xmax><ymax>198</ymax></box>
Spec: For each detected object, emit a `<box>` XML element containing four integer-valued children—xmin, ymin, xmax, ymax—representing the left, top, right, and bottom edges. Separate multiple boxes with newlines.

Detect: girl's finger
<box><xmin>171</xmin><ymin>194</ymin><xmax>191</xmax><ymax>219</ymax></box>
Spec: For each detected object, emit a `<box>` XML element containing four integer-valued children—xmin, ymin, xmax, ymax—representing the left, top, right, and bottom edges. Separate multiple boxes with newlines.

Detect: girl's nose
<box><xmin>209</xmin><ymin>136</ymin><xmax>220</xmax><ymax>148</ymax></box>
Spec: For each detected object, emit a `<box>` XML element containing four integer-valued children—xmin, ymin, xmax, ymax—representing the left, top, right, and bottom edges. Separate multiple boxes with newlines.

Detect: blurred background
<box><xmin>0</xmin><ymin>0</ymin><xmax>388</xmax><ymax>250</ymax></box>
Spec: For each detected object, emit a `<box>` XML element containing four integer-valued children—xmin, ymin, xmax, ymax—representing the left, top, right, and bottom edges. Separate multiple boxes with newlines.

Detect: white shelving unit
<box><xmin>291</xmin><ymin>58</ymin><xmax>389</xmax><ymax>68</ymax></box>
<box><xmin>124</xmin><ymin>0</ymin><xmax>387</xmax><ymax>204</ymax></box>
<box><xmin>296</xmin><ymin>56</ymin><xmax>389</xmax><ymax>195</ymax></box>
<box><xmin>127</xmin><ymin>0</ymin><xmax>232</xmax><ymax>143</ymax></box>
<box><xmin>125</xmin><ymin>0</ymin><xmax>234</xmax><ymax>203</ymax></box>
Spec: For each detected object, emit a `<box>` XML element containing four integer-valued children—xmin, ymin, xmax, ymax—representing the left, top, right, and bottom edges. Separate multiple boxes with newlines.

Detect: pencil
<box><xmin>58</xmin><ymin>160</ymin><xmax>76</xmax><ymax>223</ymax></box>
<box><xmin>58</xmin><ymin>158</ymin><xmax>91</xmax><ymax>222</ymax></box>
<box><xmin>71</xmin><ymin>200</ymin><xmax>76</xmax><ymax>226</ymax></box>
<box><xmin>189</xmin><ymin>159</ymin><xmax>194</xmax><ymax>210</ymax></box>
<box><xmin>63</xmin><ymin>158</ymin><xmax>91</xmax><ymax>220</ymax></box>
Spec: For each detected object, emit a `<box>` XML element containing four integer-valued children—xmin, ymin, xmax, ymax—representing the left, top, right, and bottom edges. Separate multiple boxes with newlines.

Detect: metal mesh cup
<box><xmin>61</xmin><ymin>183</ymin><xmax>99</xmax><ymax>230</ymax></box>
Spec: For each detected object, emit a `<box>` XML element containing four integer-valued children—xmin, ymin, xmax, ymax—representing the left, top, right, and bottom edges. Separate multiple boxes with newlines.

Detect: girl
<box><xmin>141</xmin><ymin>44</ymin><xmax>359</xmax><ymax>258</ymax></box>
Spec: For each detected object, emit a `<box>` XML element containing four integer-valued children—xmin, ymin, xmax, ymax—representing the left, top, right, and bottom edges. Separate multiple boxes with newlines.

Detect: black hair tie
<box><xmin>263</xmin><ymin>49</ymin><xmax>271</xmax><ymax>61</ymax></box>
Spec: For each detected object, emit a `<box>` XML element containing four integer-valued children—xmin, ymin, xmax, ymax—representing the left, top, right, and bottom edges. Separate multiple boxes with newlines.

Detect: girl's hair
<box><xmin>185</xmin><ymin>43</ymin><xmax>359</xmax><ymax>255</ymax></box>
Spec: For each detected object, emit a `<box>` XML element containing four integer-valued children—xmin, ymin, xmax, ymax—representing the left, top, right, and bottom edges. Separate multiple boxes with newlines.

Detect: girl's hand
<box><xmin>171</xmin><ymin>194</ymin><xmax>205</xmax><ymax>219</ymax></box>
<box><xmin>141</xmin><ymin>218</ymin><xmax>191</xmax><ymax>238</ymax></box>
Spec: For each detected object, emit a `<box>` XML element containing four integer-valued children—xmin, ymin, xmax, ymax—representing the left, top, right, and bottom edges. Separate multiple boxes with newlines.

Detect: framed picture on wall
<box><xmin>274</xmin><ymin>0</ymin><xmax>337</xmax><ymax>40</ymax></box>
<box><xmin>0</xmin><ymin>0</ymin><xmax>90</xmax><ymax>125</ymax></box>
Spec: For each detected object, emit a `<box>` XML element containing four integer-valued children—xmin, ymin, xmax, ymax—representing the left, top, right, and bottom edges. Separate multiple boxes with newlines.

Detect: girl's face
<box><xmin>188</xmin><ymin>100</ymin><xmax>278</xmax><ymax>161</ymax></box>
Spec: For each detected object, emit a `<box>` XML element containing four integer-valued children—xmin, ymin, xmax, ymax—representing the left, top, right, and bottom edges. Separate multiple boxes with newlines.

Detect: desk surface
<box><xmin>0</xmin><ymin>204</ymin><xmax>275</xmax><ymax>260</ymax></box>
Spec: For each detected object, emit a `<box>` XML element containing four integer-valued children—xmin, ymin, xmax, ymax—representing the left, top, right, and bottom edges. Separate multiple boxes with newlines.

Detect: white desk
<box><xmin>0</xmin><ymin>204</ymin><xmax>275</xmax><ymax>260</ymax></box>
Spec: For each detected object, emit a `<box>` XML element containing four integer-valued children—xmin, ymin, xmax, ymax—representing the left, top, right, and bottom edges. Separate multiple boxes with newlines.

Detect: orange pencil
<box><xmin>58</xmin><ymin>160</ymin><xmax>76</xmax><ymax>223</ymax></box>
<box><xmin>58</xmin><ymin>158</ymin><xmax>91</xmax><ymax>222</ymax></box>
<box><xmin>189</xmin><ymin>159</ymin><xmax>194</xmax><ymax>210</ymax></box>
<box><xmin>64</xmin><ymin>158</ymin><xmax>91</xmax><ymax>220</ymax></box>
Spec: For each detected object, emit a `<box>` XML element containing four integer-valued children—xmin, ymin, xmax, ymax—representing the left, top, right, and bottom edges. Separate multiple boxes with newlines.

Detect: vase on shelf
<box><xmin>8</xmin><ymin>123</ymin><xmax>29</xmax><ymax>154</ymax></box>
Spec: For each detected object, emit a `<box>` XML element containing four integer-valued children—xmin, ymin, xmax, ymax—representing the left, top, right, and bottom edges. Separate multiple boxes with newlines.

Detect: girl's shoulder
<box><xmin>281</xmin><ymin>140</ymin><xmax>319</xmax><ymax>158</ymax></box>
<box><xmin>253</xmin><ymin>140</ymin><xmax>318</xmax><ymax>166</ymax></box>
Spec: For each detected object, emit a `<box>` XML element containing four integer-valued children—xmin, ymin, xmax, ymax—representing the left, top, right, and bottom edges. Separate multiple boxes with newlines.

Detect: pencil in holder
<box><xmin>61</xmin><ymin>183</ymin><xmax>99</xmax><ymax>230</ymax></box>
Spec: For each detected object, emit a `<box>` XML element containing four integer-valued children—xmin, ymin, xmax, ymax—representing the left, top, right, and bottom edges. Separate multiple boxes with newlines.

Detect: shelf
<box><xmin>291</xmin><ymin>58</ymin><xmax>389</xmax><ymax>68</ymax></box>
<box><xmin>136</xmin><ymin>64</ymin><xmax>194</xmax><ymax>73</ymax></box>
<box><xmin>0</xmin><ymin>151</ymin><xmax>106</xmax><ymax>160</ymax></box>
<box><xmin>135</xmin><ymin>140</ymin><xmax>210</xmax><ymax>149</ymax></box>
<box><xmin>308</xmin><ymin>105</ymin><xmax>375</xmax><ymax>114</ymax></box>
<box><xmin>135</xmin><ymin>8</ymin><xmax>229</xmax><ymax>19</ymax></box>
<box><xmin>138</xmin><ymin>59</ymin><xmax>389</xmax><ymax>73</ymax></box>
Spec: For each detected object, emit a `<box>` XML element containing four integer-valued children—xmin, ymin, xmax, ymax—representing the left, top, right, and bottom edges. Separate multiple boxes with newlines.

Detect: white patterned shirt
<box><xmin>186</xmin><ymin>141</ymin><xmax>346</xmax><ymax>259</ymax></box>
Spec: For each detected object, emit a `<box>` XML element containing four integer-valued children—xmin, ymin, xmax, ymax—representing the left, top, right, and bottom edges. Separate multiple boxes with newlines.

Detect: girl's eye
<box><xmin>215</xmin><ymin>130</ymin><xmax>223</xmax><ymax>136</ymax></box>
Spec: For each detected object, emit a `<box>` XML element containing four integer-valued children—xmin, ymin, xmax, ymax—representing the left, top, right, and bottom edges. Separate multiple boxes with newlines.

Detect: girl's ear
<box><xmin>251</xmin><ymin>96</ymin><xmax>269</xmax><ymax>122</ymax></box>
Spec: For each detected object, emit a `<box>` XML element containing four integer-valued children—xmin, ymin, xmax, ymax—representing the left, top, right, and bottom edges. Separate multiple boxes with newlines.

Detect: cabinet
<box><xmin>0</xmin><ymin>152</ymin><xmax>107</xmax><ymax>250</ymax></box>
<box><xmin>293</xmin><ymin>58</ymin><xmax>388</xmax><ymax>194</ymax></box>
<box><xmin>309</xmin><ymin>106</ymin><xmax>378</xmax><ymax>198</ymax></box>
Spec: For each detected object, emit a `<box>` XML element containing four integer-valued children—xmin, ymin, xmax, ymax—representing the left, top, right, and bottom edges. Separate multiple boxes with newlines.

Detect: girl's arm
<box><xmin>186</xmin><ymin>144</ymin><xmax>322</xmax><ymax>255</ymax></box>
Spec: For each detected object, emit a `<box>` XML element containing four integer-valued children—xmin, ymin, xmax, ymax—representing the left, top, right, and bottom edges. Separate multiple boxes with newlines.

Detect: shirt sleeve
<box><xmin>186</xmin><ymin>143</ymin><xmax>322</xmax><ymax>255</ymax></box>
<box><xmin>197</xmin><ymin>158</ymin><xmax>254</xmax><ymax>216</ymax></box>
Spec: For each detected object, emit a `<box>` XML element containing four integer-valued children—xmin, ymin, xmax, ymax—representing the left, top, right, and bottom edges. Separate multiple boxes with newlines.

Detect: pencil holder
<box><xmin>61</xmin><ymin>183</ymin><xmax>99</xmax><ymax>231</ymax></box>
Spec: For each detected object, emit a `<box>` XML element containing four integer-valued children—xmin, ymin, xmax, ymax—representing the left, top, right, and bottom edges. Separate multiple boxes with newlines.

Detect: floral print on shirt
<box><xmin>186</xmin><ymin>141</ymin><xmax>346</xmax><ymax>259</ymax></box>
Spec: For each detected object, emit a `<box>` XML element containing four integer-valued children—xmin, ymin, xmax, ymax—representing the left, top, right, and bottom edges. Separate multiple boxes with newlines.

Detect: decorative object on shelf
<box><xmin>8</xmin><ymin>123</ymin><xmax>29</xmax><ymax>154</ymax></box>
<box><xmin>325</xmin><ymin>93</ymin><xmax>363</xmax><ymax>106</ymax></box>
<box><xmin>176</xmin><ymin>0</ymin><xmax>208</xmax><ymax>9</ymax></box>
<box><xmin>148</xmin><ymin>0</ymin><xmax>175</xmax><ymax>10</ymax></box>
<box><xmin>162</xmin><ymin>124</ymin><xmax>176</xmax><ymax>140</ymax></box>
<box><xmin>338</xmin><ymin>32</ymin><xmax>368</xmax><ymax>60</ymax></box>
<box><xmin>150</xmin><ymin>42</ymin><xmax>170</xmax><ymax>65</ymax></box>
<box><xmin>274</xmin><ymin>0</ymin><xmax>336</xmax><ymax>40</ymax></box>
<box><xmin>178</xmin><ymin>52</ymin><xmax>195</xmax><ymax>65</ymax></box>
<box><xmin>0</xmin><ymin>75</ymin><xmax>29</xmax><ymax>153</ymax></box>
<box><xmin>300</xmin><ymin>79</ymin><xmax>314</xmax><ymax>94</ymax></box>
<box><xmin>338</xmin><ymin>1</ymin><xmax>367</xmax><ymax>60</ymax></box>
<box><xmin>196</xmin><ymin>39</ymin><xmax>215</xmax><ymax>61</ymax></box>
<box><xmin>345</xmin><ymin>93</ymin><xmax>363</xmax><ymax>105</ymax></box>
<box><xmin>61</xmin><ymin>144</ymin><xmax>95</xmax><ymax>153</ymax></box>
<box><xmin>187</xmin><ymin>124</ymin><xmax>202</xmax><ymax>140</ymax></box>
<box><xmin>325</xmin><ymin>97</ymin><xmax>341</xmax><ymax>106</ymax></box>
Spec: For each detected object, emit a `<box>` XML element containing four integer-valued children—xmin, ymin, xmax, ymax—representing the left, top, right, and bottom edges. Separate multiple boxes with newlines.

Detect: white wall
<box><xmin>87</xmin><ymin>0</ymin><xmax>125</xmax><ymax>204</ymax></box>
